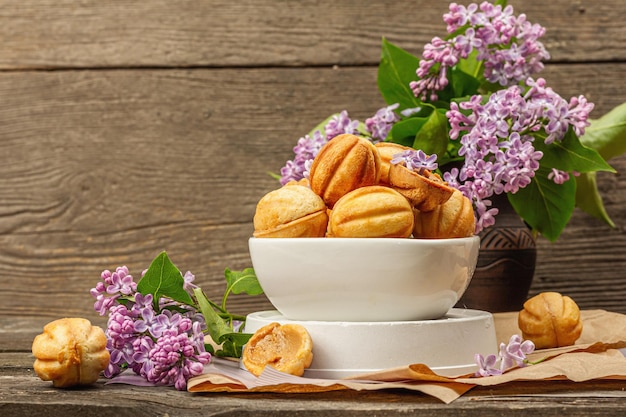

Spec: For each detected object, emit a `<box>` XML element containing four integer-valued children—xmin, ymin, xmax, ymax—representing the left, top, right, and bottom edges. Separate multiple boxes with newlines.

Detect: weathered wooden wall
<box><xmin>0</xmin><ymin>0</ymin><xmax>625</xmax><ymax>321</ymax></box>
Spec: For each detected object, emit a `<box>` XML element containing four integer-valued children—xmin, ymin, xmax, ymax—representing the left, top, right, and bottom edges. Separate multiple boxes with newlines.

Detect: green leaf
<box><xmin>412</xmin><ymin>108</ymin><xmax>449</xmax><ymax>158</ymax></box>
<box><xmin>193</xmin><ymin>288</ymin><xmax>234</xmax><ymax>343</ymax></box>
<box><xmin>214</xmin><ymin>333</ymin><xmax>253</xmax><ymax>358</ymax></box>
<box><xmin>388</xmin><ymin>117</ymin><xmax>428</xmax><ymax>147</ymax></box>
<box><xmin>455</xmin><ymin>49</ymin><xmax>482</xmax><ymax>80</ymax></box>
<box><xmin>137</xmin><ymin>252</ymin><xmax>194</xmax><ymax>307</ymax></box>
<box><xmin>579</xmin><ymin>101</ymin><xmax>626</xmax><ymax>161</ymax></box>
<box><xmin>224</xmin><ymin>267</ymin><xmax>264</xmax><ymax>296</ymax></box>
<box><xmin>534</xmin><ymin>128</ymin><xmax>616</xmax><ymax>174</ymax></box>
<box><xmin>508</xmin><ymin>167</ymin><xmax>576</xmax><ymax>242</ymax></box>
<box><xmin>377</xmin><ymin>38</ymin><xmax>422</xmax><ymax>111</ymax></box>
<box><xmin>222</xmin><ymin>267</ymin><xmax>263</xmax><ymax>313</ymax></box>
<box><xmin>448</xmin><ymin>66</ymin><xmax>482</xmax><ymax>99</ymax></box>
<box><xmin>575</xmin><ymin>172</ymin><xmax>615</xmax><ymax>227</ymax></box>
<box><xmin>194</xmin><ymin>287</ymin><xmax>253</xmax><ymax>359</ymax></box>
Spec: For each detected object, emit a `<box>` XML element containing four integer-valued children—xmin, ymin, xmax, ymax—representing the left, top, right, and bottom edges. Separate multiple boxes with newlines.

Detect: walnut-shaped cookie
<box><xmin>308</xmin><ymin>134</ymin><xmax>381</xmax><ymax>208</ymax></box>
<box><xmin>328</xmin><ymin>185</ymin><xmax>414</xmax><ymax>238</ymax></box>
<box><xmin>32</xmin><ymin>318</ymin><xmax>110</xmax><ymax>388</ymax></box>
<box><xmin>253</xmin><ymin>184</ymin><xmax>328</xmax><ymax>238</ymax></box>
<box><xmin>413</xmin><ymin>189</ymin><xmax>476</xmax><ymax>238</ymax></box>
<box><xmin>518</xmin><ymin>292</ymin><xmax>583</xmax><ymax>349</ymax></box>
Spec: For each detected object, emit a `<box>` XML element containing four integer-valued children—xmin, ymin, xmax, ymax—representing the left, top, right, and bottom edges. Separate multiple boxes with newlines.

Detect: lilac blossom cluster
<box><xmin>279</xmin><ymin>105</ymin><xmax>400</xmax><ymax>185</ymax></box>
<box><xmin>390</xmin><ymin>149</ymin><xmax>438</xmax><ymax>175</ymax></box>
<box><xmin>475</xmin><ymin>334</ymin><xmax>535</xmax><ymax>377</ymax></box>
<box><xmin>90</xmin><ymin>266</ymin><xmax>211</xmax><ymax>390</ymax></box>
<box><xmin>411</xmin><ymin>1</ymin><xmax>550</xmax><ymax>101</ymax></box>
<box><xmin>444</xmin><ymin>77</ymin><xmax>594</xmax><ymax>232</ymax></box>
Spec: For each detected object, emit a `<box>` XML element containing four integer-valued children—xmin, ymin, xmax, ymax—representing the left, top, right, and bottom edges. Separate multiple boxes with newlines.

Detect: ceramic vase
<box><xmin>456</xmin><ymin>194</ymin><xmax>537</xmax><ymax>313</ymax></box>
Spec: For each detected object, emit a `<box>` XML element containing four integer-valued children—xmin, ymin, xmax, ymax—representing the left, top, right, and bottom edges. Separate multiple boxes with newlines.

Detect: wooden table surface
<box><xmin>2</xmin><ymin>316</ymin><xmax>626</xmax><ymax>416</ymax></box>
<box><xmin>1</xmin><ymin>1</ymin><xmax>625</xmax><ymax>415</ymax></box>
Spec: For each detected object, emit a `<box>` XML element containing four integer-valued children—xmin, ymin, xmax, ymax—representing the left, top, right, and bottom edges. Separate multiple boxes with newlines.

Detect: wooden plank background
<box><xmin>0</xmin><ymin>0</ymin><xmax>625</xmax><ymax>322</ymax></box>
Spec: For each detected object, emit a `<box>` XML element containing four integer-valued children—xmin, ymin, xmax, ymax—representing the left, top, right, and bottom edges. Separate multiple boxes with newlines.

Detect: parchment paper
<box><xmin>187</xmin><ymin>310</ymin><xmax>626</xmax><ymax>403</ymax></box>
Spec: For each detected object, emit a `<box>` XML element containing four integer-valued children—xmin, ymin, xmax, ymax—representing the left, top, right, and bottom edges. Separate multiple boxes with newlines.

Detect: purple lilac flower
<box><xmin>411</xmin><ymin>36</ymin><xmax>458</xmax><ymax>101</ymax></box>
<box><xmin>474</xmin><ymin>353</ymin><xmax>502</xmax><ymax>377</ymax></box>
<box><xmin>145</xmin><ymin>323</ymin><xmax>211</xmax><ymax>390</ymax></box>
<box><xmin>324</xmin><ymin>110</ymin><xmax>360</xmax><ymax>138</ymax></box>
<box><xmin>133</xmin><ymin>292</ymin><xmax>154</xmax><ymax>312</ymax></box>
<box><xmin>99</xmin><ymin>266</ymin><xmax>136</xmax><ymax>295</ymax></box>
<box><xmin>390</xmin><ymin>149</ymin><xmax>438</xmax><ymax>174</ymax></box>
<box><xmin>182</xmin><ymin>271</ymin><xmax>198</xmax><ymax>294</ymax></box>
<box><xmin>106</xmin><ymin>266</ymin><xmax>136</xmax><ymax>295</ymax></box>
<box><xmin>149</xmin><ymin>310</ymin><xmax>190</xmax><ymax>338</ymax></box>
<box><xmin>567</xmin><ymin>95</ymin><xmax>595</xmax><ymax>137</ymax></box>
<box><xmin>279</xmin><ymin>129</ymin><xmax>327</xmax><ymax>185</ymax></box>
<box><xmin>92</xmin><ymin>291</ymin><xmax>119</xmax><ymax>316</ymax></box>
<box><xmin>412</xmin><ymin>1</ymin><xmax>550</xmax><ymax>101</ymax></box>
<box><xmin>499</xmin><ymin>335</ymin><xmax>535</xmax><ymax>371</ymax></box>
<box><xmin>132</xmin><ymin>336</ymin><xmax>154</xmax><ymax>364</ymax></box>
<box><xmin>548</xmin><ymin>168</ymin><xmax>570</xmax><ymax>185</ymax></box>
<box><xmin>91</xmin><ymin>266</ymin><xmax>212</xmax><ymax>390</ymax></box>
<box><xmin>365</xmin><ymin>103</ymin><xmax>400</xmax><ymax>142</ymax></box>
<box><xmin>444</xmin><ymin>78</ymin><xmax>593</xmax><ymax>233</ymax></box>
<box><xmin>524</xmin><ymin>77</ymin><xmax>594</xmax><ymax>143</ymax></box>
<box><xmin>401</xmin><ymin>106</ymin><xmax>422</xmax><ymax>117</ymax></box>
<box><xmin>474</xmin><ymin>334</ymin><xmax>535</xmax><ymax>377</ymax></box>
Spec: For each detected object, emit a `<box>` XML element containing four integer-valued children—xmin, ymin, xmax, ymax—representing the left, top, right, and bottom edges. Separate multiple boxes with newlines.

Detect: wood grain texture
<box><xmin>1</xmin><ymin>63</ymin><xmax>625</xmax><ymax>318</ymax></box>
<box><xmin>3</xmin><ymin>315</ymin><xmax>626</xmax><ymax>415</ymax></box>
<box><xmin>2</xmin><ymin>341</ymin><xmax>626</xmax><ymax>417</ymax></box>
<box><xmin>0</xmin><ymin>0</ymin><xmax>625</xmax><ymax>321</ymax></box>
<box><xmin>0</xmin><ymin>0</ymin><xmax>623</xmax><ymax>69</ymax></box>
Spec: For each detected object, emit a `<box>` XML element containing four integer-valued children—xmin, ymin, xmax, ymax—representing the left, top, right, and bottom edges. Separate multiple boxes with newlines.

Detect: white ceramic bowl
<box><xmin>248</xmin><ymin>236</ymin><xmax>480</xmax><ymax>321</ymax></box>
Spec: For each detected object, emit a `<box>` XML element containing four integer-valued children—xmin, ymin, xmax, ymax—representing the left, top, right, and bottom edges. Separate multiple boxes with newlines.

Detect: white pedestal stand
<box><xmin>243</xmin><ymin>308</ymin><xmax>498</xmax><ymax>378</ymax></box>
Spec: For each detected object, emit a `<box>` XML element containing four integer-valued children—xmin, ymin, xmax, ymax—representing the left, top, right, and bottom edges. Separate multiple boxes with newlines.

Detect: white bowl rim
<box><xmin>245</xmin><ymin>308</ymin><xmax>491</xmax><ymax>326</ymax></box>
<box><xmin>249</xmin><ymin>235</ymin><xmax>480</xmax><ymax>245</ymax></box>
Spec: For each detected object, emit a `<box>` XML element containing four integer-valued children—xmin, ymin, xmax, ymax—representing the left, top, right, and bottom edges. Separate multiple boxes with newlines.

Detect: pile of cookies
<box><xmin>254</xmin><ymin>134</ymin><xmax>476</xmax><ymax>239</ymax></box>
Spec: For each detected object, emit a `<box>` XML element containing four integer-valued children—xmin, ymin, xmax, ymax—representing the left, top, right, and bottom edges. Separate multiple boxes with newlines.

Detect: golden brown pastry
<box><xmin>387</xmin><ymin>163</ymin><xmax>454</xmax><ymax>212</ymax></box>
<box><xmin>284</xmin><ymin>177</ymin><xmax>310</xmax><ymax>187</ymax></box>
<box><xmin>518</xmin><ymin>292</ymin><xmax>583</xmax><ymax>349</ymax></box>
<box><xmin>242</xmin><ymin>322</ymin><xmax>313</xmax><ymax>377</ymax></box>
<box><xmin>413</xmin><ymin>189</ymin><xmax>476</xmax><ymax>238</ymax></box>
<box><xmin>328</xmin><ymin>185</ymin><xmax>414</xmax><ymax>238</ymax></box>
<box><xmin>253</xmin><ymin>184</ymin><xmax>328</xmax><ymax>238</ymax></box>
<box><xmin>374</xmin><ymin>142</ymin><xmax>412</xmax><ymax>185</ymax></box>
<box><xmin>308</xmin><ymin>134</ymin><xmax>381</xmax><ymax>208</ymax></box>
<box><xmin>32</xmin><ymin>318</ymin><xmax>110</xmax><ymax>388</ymax></box>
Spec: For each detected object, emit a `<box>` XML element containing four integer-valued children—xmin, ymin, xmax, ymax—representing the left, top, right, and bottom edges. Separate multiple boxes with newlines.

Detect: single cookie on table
<box><xmin>308</xmin><ymin>133</ymin><xmax>381</xmax><ymax>208</ymax></box>
<box><xmin>32</xmin><ymin>318</ymin><xmax>110</xmax><ymax>388</ymax></box>
<box><xmin>413</xmin><ymin>188</ymin><xmax>476</xmax><ymax>238</ymax></box>
<box><xmin>328</xmin><ymin>185</ymin><xmax>414</xmax><ymax>238</ymax></box>
<box><xmin>518</xmin><ymin>292</ymin><xmax>583</xmax><ymax>349</ymax></box>
<box><xmin>242</xmin><ymin>322</ymin><xmax>313</xmax><ymax>377</ymax></box>
<box><xmin>253</xmin><ymin>184</ymin><xmax>328</xmax><ymax>238</ymax></box>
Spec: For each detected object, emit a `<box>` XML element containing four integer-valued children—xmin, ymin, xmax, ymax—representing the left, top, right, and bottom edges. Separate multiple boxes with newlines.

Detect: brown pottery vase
<box><xmin>455</xmin><ymin>194</ymin><xmax>537</xmax><ymax>313</ymax></box>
